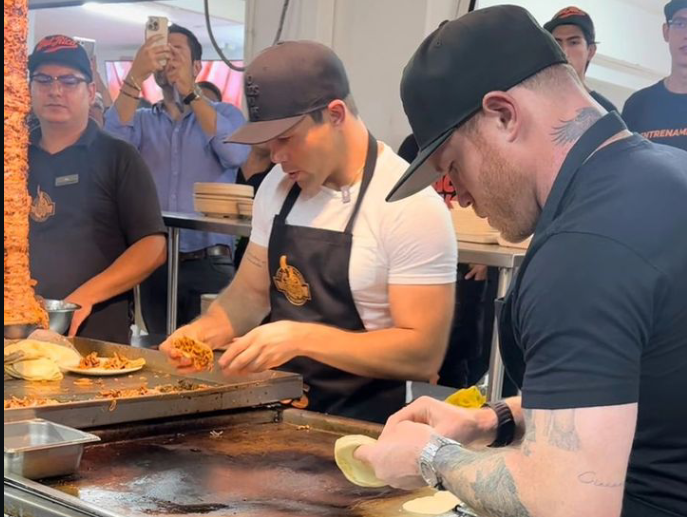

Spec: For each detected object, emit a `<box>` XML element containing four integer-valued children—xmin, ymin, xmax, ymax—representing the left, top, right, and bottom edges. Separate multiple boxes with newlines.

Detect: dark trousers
<box><xmin>140</xmin><ymin>255</ymin><xmax>235</xmax><ymax>335</ymax></box>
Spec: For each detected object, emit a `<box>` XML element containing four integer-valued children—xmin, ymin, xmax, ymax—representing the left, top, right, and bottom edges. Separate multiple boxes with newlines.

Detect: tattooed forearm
<box><xmin>435</xmin><ymin>446</ymin><xmax>532</xmax><ymax>517</ymax></box>
<box><xmin>245</xmin><ymin>250</ymin><xmax>267</xmax><ymax>269</ymax></box>
<box><xmin>551</xmin><ymin>107</ymin><xmax>602</xmax><ymax>145</ymax></box>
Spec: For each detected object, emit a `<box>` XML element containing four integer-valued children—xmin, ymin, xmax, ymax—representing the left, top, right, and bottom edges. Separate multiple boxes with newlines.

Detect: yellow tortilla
<box><xmin>334</xmin><ymin>434</ymin><xmax>386</xmax><ymax>488</ymax></box>
<box><xmin>402</xmin><ymin>490</ymin><xmax>462</xmax><ymax>515</ymax></box>
<box><xmin>5</xmin><ymin>357</ymin><xmax>63</xmax><ymax>381</ymax></box>
<box><xmin>4</xmin><ymin>340</ymin><xmax>81</xmax><ymax>370</ymax></box>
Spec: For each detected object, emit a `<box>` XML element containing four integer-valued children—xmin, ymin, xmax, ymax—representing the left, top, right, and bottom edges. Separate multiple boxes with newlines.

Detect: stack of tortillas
<box><xmin>334</xmin><ymin>435</ymin><xmax>462</xmax><ymax>515</ymax></box>
<box><xmin>449</xmin><ymin>204</ymin><xmax>500</xmax><ymax>244</ymax></box>
<box><xmin>4</xmin><ymin>339</ymin><xmax>81</xmax><ymax>381</ymax></box>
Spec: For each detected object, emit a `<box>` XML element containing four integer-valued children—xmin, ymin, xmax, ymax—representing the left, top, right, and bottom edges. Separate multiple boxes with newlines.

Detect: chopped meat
<box><xmin>170</xmin><ymin>336</ymin><xmax>214</xmax><ymax>371</ymax></box>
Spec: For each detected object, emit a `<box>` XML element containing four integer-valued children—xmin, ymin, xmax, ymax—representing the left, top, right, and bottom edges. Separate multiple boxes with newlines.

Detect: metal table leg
<box><xmin>486</xmin><ymin>267</ymin><xmax>514</xmax><ymax>402</ymax></box>
<box><xmin>166</xmin><ymin>227</ymin><xmax>180</xmax><ymax>336</ymax></box>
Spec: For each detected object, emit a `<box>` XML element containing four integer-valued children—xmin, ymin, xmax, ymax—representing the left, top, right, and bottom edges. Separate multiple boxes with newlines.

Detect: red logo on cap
<box><xmin>555</xmin><ymin>6</ymin><xmax>589</xmax><ymax>19</ymax></box>
<box><xmin>35</xmin><ymin>35</ymin><xmax>79</xmax><ymax>54</ymax></box>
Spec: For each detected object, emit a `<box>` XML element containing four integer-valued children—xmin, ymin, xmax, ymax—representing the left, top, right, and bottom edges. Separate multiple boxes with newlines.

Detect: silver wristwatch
<box><xmin>418</xmin><ymin>434</ymin><xmax>462</xmax><ymax>490</ymax></box>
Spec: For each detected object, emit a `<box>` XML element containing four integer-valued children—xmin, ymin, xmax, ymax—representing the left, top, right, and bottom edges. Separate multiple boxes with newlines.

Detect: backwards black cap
<box><xmin>543</xmin><ymin>6</ymin><xmax>596</xmax><ymax>45</ymax></box>
<box><xmin>227</xmin><ymin>41</ymin><xmax>350</xmax><ymax>145</ymax></box>
<box><xmin>387</xmin><ymin>5</ymin><xmax>566</xmax><ymax>202</ymax></box>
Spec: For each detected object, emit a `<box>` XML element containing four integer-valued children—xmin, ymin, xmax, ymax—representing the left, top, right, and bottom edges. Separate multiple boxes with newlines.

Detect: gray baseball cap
<box><xmin>227</xmin><ymin>41</ymin><xmax>350</xmax><ymax>144</ymax></box>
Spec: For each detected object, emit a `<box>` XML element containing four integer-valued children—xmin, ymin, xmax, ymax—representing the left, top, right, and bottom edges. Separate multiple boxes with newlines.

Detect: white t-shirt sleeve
<box><xmin>383</xmin><ymin>189</ymin><xmax>458</xmax><ymax>285</ymax></box>
<box><xmin>248</xmin><ymin>167</ymin><xmax>282</xmax><ymax>248</ymax></box>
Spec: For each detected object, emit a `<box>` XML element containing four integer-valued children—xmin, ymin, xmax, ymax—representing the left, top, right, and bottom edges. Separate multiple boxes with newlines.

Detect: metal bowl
<box><xmin>43</xmin><ymin>300</ymin><xmax>81</xmax><ymax>335</ymax></box>
<box><xmin>3</xmin><ymin>300</ymin><xmax>80</xmax><ymax>339</ymax></box>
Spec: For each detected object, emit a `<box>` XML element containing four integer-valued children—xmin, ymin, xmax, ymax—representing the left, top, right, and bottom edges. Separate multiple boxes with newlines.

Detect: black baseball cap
<box><xmin>28</xmin><ymin>35</ymin><xmax>93</xmax><ymax>82</ymax></box>
<box><xmin>387</xmin><ymin>5</ymin><xmax>566</xmax><ymax>202</ymax></box>
<box><xmin>227</xmin><ymin>41</ymin><xmax>350</xmax><ymax>144</ymax></box>
<box><xmin>543</xmin><ymin>6</ymin><xmax>596</xmax><ymax>45</ymax></box>
<box><xmin>665</xmin><ymin>0</ymin><xmax>687</xmax><ymax>22</ymax></box>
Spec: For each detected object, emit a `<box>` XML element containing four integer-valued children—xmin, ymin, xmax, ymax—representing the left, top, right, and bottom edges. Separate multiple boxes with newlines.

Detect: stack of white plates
<box><xmin>193</xmin><ymin>183</ymin><xmax>254</xmax><ymax>219</ymax></box>
<box><xmin>449</xmin><ymin>204</ymin><xmax>500</xmax><ymax>244</ymax></box>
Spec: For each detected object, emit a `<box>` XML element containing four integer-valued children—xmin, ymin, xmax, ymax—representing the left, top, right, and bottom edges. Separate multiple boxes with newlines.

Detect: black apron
<box><xmin>268</xmin><ymin>133</ymin><xmax>406</xmax><ymax>423</ymax></box>
<box><xmin>495</xmin><ymin>112</ymin><xmax>628</xmax><ymax>389</ymax></box>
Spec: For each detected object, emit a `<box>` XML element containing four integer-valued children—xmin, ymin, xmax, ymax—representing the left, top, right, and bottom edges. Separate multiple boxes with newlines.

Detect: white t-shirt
<box><xmin>250</xmin><ymin>142</ymin><xmax>458</xmax><ymax>331</ymax></box>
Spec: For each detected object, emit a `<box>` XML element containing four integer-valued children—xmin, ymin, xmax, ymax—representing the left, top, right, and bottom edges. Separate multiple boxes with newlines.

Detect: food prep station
<box><xmin>4</xmin><ymin>338</ymin><xmax>478</xmax><ymax>517</ymax></box>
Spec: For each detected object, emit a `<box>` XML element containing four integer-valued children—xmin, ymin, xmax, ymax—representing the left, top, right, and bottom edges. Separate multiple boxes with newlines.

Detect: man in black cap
<box><xmin>544</xmin><ymin>6</ymin><xmax>618</xmax><ymax>113</ymax></box>
<box><xmin>622</xmin><ymin>0</ymin><xmax>687</xmax><ymax>151</ymax></box>
<box><xmin>28</xmin><ymin>35</ymin><xmax>167</xmax><ymax>343</ymax></box>
<box><xmin>160</xmin><ymin>41</ymin><xmax>458</xmax><ymax>423</ymax></box>
<box><xmin>355</xmin><ymin>6</ymin><xmax>687</xmax><ymax>517</ymax></box>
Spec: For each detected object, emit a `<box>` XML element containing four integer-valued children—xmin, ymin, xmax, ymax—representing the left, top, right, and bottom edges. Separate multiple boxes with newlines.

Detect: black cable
<box><xmin>204</xmin><ymin>0</ymin><xmax>244</xmax><ymax>71</ymax></box>
<box><xmin>203</xmin><ymin>0</ymin><xmax>291</xmax><ymax>73</ymax></box>
<box><xmin>273</xmin><ymin>0</ymin><xmax>291</xmax><ymax>45</ymax></box>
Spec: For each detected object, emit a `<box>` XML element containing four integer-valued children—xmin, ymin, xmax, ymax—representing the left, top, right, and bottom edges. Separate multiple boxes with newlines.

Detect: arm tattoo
<box><xmin>435</xmin><ymin>446</ymin><xmax>532</xmax><ymax>517</ymax></box>
<box><xmin>245</xmin><ymin>250</ymin><xmax>266</xmax><ymax>269</ymax></box>
<box><xmin>542</xmin><ymin>409</ymin><xmax>580</xmax><ymax>451</ymax></box>
<box><xmin>577</xmin><ymin>471</ymin><xmax>624</xmax><ymax>489</ymax></box>
<box><xmin>521</xmin><ymin>409</ymin><xmax>536</xmax><ymax>457</ymax></box>
<box><xmin>551</xmin><ymin>107</ymin><xmax>602</xmax><ymax>145</ymax></box>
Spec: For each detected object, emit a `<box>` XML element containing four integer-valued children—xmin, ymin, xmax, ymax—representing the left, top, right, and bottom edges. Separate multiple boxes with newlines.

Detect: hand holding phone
<box><xmin>145</xmin><ymin>16</ymin><xmax>169</xmax><ymax>67</ymax></box>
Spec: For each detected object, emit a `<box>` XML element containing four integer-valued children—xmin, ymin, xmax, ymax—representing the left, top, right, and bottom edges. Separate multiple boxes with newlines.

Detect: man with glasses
<box><xmin>622</xmin><ymin>0</ymin><xmax>687</xmax><ymax>151</ymax></box>
<box><xmin>27</xmin><ymin>35</ymin><xmax>167</xmax><ymax>344</ymax></box>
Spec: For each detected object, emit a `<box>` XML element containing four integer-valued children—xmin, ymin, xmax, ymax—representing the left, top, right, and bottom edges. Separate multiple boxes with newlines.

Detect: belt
<box><xmin>179</xmin><ymin>245</ymin><xmax>233</xmax><ymax>262</ymax></box>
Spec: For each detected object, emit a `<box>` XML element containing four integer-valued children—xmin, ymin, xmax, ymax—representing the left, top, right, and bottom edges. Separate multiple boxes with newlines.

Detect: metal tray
<box><xmin>4</xmin><ymin>337</ymin><xmax>302</xmax><ymax>429</ymax></box>
<box><xmin>4</xmin><ymin>419</ymin><xmax>100</xmax><ymax>480</ymax></box>
<box><xmin>4</xmin><ymin>409</ymin><xmax>478</xmax><ymax>517</ymax></box>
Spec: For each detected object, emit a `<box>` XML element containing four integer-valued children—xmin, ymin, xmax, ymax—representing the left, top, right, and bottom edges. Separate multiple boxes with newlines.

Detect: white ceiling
<box><xmin>31</xmin><ymin>1</ymin><xmax>246</xmax><ymax>59</ymax></box>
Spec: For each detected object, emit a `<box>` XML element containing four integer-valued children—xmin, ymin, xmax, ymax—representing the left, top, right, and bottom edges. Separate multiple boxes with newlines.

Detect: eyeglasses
<box><xmin>668</xmin><ymin>18</ymin><xmax>687</xmax><ymax>30</ymax></box>
<box><xmin>30</xmin><ymin>73</ymin><xmax>90</xmax><ymax>90</ymax></box>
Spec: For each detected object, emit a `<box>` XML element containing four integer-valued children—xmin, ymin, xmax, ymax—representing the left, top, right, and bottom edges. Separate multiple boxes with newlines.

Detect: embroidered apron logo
<box><xmin>30</xmin><ymin>187</ymin><xmax>56</xmax><ymax>222</ymax></box>
<box><xmin>273</xmin><ymin>255</ymin><xmax>311</xmax><ymax>306</ymax></box>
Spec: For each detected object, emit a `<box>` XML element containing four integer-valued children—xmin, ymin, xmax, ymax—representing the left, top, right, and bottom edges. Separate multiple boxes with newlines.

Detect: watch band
<box><xmin>418</xmin><ymin>434</ymin><xmax>462</xmax><ymax>490</ymax></box>
<box><xmin>182</xmin><ymin>86</ymin><xmax>201</xmax><ymax>105</ymax></box>
<box><xmin>483</xmin><ymin>401</ymin><xmax>516</xmax><ymax>448</ymax></box>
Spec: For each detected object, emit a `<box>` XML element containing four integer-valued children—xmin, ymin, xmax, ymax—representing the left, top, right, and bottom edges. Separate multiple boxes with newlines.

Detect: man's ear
<box><xmin>193</xmin><ymin>60</ymin><xmax>202</xmax><ymax>78</ymax></box>
<box><xmin>588</xmin><ymin>42</ymin><xmax>597</xmax><ymax>62</ymax></box>
<box><xmin>662</xmin><ymin>23</ymin><xmax>670</xmax><ymax>43</ymax></box>
<box><xmin>88</xmin><ymin>83</ymin><xmax>96</xmax><ymax>105</ymax></box>
<box><xmin>481</xmin><ymin>91</ymin><xmax>520</xmax><ymax>143</ymax></box>
<box><xmin>326</xmin><ymin>99</ymin><xmax>347</xmax><ymax>126</ymax></box>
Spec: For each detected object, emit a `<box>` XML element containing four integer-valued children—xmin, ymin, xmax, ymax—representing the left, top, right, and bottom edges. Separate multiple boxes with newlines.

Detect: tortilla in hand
<box><xmin>171</xmin><ymin>336</ymin><xmax>214</xmax><ymax>371</ymax></box>
<box><xmin>334</xmin><ymin>435</ymin><xmax>386</xmax><ymax>488</ymax></box>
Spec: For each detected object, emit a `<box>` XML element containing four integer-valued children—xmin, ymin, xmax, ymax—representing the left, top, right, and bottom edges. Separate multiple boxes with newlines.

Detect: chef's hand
<box><xmin>64</xmin><ymin>292</ymin><xmax>93</xmax><ymax>337</ymax></box>
<box><xmin>129</xmin><ymin>35</ymin><xmax>171</xmax><ymax>84</ymax></box>
<box><xmin>218</xmin><ymin>320</ymin><xmax>307</xmax><ymax>376</ymax></box>
<box><xmin>160</xmin><ymin>310</ymin><xmax>232</xmax><ymax>373</ymax></box>
<box><xmin>464</xmin><ymin>264</ymin><xmax>488</xmax><ymax>281</ymax></box>
<box><xmin>354</xmin><ymin>421</ymin><xmax>434</xmax><ymax>490</ymax></box>
<box><xmin>166</xmin><ymin>46</ymin><xmax>195</xmax><ymax>97</ymax></box>
<box><xmin>384</xmin><ymin>396</ymin><xmax>496</xmax><ymax>447</ymax></box>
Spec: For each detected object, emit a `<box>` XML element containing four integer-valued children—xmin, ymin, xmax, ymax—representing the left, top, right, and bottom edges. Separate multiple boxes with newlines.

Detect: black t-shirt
<box><xmin>514</xmin><ymin>136</ymin><xmax>687</xmax><ymax>516</ymax></box>
<box><xmin>590</xmin><ymin>89</ymin><xmax>618</xmax><ymax>113</ymax></box>
<box><xmin>29</xmin><ymin>121</ymin><xmax>166</xmax><ymax>344</ymax></box>
<box><xmin>622</xmin><ymin>80</ymin><xmax>687</xmax><ymax>152</ymax></box>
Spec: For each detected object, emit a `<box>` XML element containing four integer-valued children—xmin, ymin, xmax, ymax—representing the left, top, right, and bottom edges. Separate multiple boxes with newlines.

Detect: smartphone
<box><xmin>145</xmin><ymin>16</ymin><xmax>169</xmax><ymax>66</ymax></box>
<box><xmin>74</xmin><ymin>37</ymin><xmax>96</xmax><ymax>60</ymax></box>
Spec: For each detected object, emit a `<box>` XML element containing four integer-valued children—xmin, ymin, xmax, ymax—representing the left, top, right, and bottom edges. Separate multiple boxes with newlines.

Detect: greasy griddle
<box><xmin>43</xmin><ymin>409</ymin><xmax>456</xmax><ymax>517</ymax></box>
<box><xmin>4</xmin><ymin>338</ymin><xmax>302</xmax><ymax>429</ymax></box>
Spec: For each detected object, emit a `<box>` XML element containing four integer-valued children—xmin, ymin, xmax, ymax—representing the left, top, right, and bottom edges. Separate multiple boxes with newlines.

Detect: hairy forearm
<box><xmin>299</xmin><ymin>325</ymin><xmax>444</xmax><ymax>380</ymax></box>
<box><xmin>70</xmin><ymin>235</ymin><xmax>166</xmax><ymax>304</ymax></box>
<box><xmin>212</xmin><ymin>277</ymin><xmax>270</xmax><ymax>343</ymax></box>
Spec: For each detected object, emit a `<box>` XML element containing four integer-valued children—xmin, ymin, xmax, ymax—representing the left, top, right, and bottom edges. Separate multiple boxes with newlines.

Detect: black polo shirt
<box><xmin>514</xmin><ymin>136</ymin><xmax>687</xmax><ymax>516</ymax></box>
<box><xmin>622</xmin><ymin>80</ymin><xmax>687</xmax><ymax>152</ymax></box>
<box><xmin>29</xmin><ymin>120</ymin><xmax>166</xmax><ymax>344</ymax></box>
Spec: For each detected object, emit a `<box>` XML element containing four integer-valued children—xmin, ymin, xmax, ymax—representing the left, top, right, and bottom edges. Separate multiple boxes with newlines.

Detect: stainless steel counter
<box><xmin>163</xmin><ymin>212</ymin><xmax>525</xmax><ymax>401</ymax></box>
